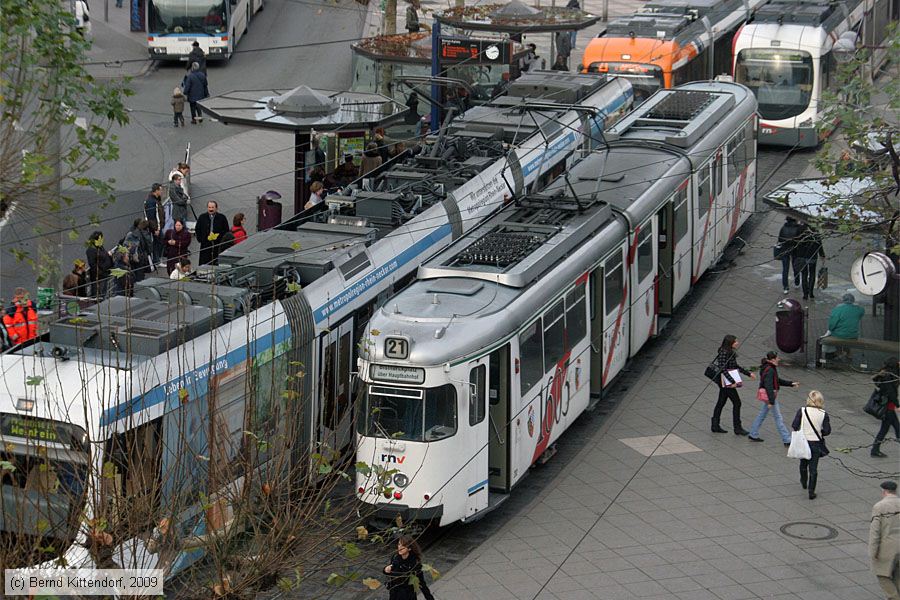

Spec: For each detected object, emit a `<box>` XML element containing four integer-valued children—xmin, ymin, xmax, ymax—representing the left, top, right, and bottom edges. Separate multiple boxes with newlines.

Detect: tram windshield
<box><xmin>360</xmin><ymin>384</ymin><xmax>457</xmax><ymax>442</ymax></box>
<box><xmin>586</xmin><ymin>62</ymin><xmax>663</xmax><ymax>104</ymax></box>
<box><xmin>148</xmin><ymin>0</ymin><xmax>227</xmax><ymax>34</ymax></box>
<box><xmin>734</xmin><ymin>49</ymin><xmax>814</xmax><ymax>120</ymax></box>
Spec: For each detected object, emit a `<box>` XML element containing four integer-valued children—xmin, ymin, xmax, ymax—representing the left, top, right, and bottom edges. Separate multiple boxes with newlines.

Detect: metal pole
<box><xmin>294</xmin><ymin>131</ymin><xmax>311</xmax><ymax>216</ymax></box>
<box><xmin>430</xmin><ymin>20</ymin><xmax>441</xmax><ymax>133</ymax></box>
<box><xmin>105</xmin><ymin>0</ymin><xmax>109</xmax><ymax>22</ymax></box>
<box><xmin>602</xmin><ymin>0</ymin><xmax>608</xmax><ymax>21</ymax></box>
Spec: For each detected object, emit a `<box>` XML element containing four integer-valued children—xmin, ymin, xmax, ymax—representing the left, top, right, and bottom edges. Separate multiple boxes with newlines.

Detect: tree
<box><xmin>1</xmin><ymin>0</ymin><xmax>132</xmax><ymax>285</ymax></box>
<box><xmin>812</xmin><ymin>23</ymin><xmax>900</xmax><ymax>244</ymax></box>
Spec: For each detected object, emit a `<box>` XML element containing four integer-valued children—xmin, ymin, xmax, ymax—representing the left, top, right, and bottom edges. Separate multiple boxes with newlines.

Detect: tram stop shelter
<box><xmin>199</xmin><ymin>86</ymin><xmax>406</xmax><ymax>216</ymax></box>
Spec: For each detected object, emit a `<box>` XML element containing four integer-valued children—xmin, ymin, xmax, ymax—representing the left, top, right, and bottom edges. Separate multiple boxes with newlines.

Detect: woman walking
<box><xmin>748</xmin><ymin>351</ymin><xmax>799</xmax><ymax>445</ymax></box>
<box><xmin>792</xmin><ymin>391</ymin><xmax>831</xmax><ymax>499</ymax></box>
<box><xmin>871</xmin><ymin>357</ymin><xmax>899</xmax><ymax>458</ymax></box>
<box><xmin>383</xmin><ymin>535</ymin><xmax>435</xmax><ymax>600</ymax></box>
<box><xmin>711</xmin><ymin>335</ymin><xmax>755</xmax><ymax>435</ymax></box>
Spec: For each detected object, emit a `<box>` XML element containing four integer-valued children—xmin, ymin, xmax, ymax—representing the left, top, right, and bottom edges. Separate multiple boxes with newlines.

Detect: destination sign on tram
<box><xmin>0</xmin><ymin>414</ymin><xmax>84</xmax><ymax>448</ymax></box>
<box><xmin>370</xmin><ymin>364</ymin><xmax>425</xmax><ymax>384</ymax></box>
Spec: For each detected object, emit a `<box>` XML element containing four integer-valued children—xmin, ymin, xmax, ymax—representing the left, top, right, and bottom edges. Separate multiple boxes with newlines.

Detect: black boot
<box><xmin>871</xmin><ymin>442</ymin><xmax>887</xmax><ymax>458</ymax></box>
<box><xmin>711</xmin><ymin>422</ymin><xmax>727</xmax><ymax>433</ymax></box>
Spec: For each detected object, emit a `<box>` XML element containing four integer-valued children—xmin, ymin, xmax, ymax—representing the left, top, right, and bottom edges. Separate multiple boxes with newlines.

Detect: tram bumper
<box><xmin>759</xmin><ymin>124</ymin><xmax>819</xmax><ymax>148</ymax></box>
<box><xmin>362</xmin><ymin>501</ymin><xmax>443</xmax><ymax>524</ymax></box>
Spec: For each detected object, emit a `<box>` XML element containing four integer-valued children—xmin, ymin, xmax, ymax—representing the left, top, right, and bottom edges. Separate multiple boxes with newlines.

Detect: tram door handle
<box><xmin>489</xmin><ymin>414</ymin><xmax>505</xmax><ymax>445</ymax></box>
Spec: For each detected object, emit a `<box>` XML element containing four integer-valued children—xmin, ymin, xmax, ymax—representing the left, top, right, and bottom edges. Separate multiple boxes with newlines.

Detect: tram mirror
<box><xmin>833</xmin><ymin>32</ymin><xmax>859</xmax><ymax>63</ymax></box>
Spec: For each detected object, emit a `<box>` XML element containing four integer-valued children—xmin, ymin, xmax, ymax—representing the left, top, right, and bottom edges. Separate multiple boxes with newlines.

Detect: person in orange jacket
<box><xmin>2</xmin><ymin>304</ymin><xmax>24</xmax><ymax>347</ymax></box>
<box><xmin>10</xmin><ymin>288</ymin><xmax>38</xmax><ymax>342</ymax></box>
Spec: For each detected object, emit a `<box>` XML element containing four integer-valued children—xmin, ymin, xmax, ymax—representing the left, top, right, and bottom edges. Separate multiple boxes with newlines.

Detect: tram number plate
<box><xmin>384</xmin><ymin>337</ymin><xmax>409</xmax><ymax>360</ymax></box>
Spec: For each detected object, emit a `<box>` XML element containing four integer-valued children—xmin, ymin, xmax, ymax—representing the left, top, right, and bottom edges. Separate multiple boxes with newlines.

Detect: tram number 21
<box><xmin>385</xmin><ymin>337</ymin><xmax>410</xmax><ymax>360</ymax></box>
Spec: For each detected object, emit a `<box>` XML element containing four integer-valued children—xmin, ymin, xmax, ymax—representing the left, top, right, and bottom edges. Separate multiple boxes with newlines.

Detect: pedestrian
<box><xmin>405</xmin><ymin>91</ymin><xmax>420</xmax><ymax>125</ymax></box>
<box><xmin>405</xmin><ymin>1</ymin><xmax>420</xmax><ymax>33</ymax></box>
<box><xmin>566</xmin><ymin>0</ymin><xmax>580</xmax><ymax>47</ymax></box>
<box><xmin>182</xmin><ymin>62</ymin><xmax>209</xmax><ymax>124</ymax></box>
<box><xmin>169</xmin><ymin>172</ymin><xmax>190</xmax><ymax>224</ymax></box>
<box><xmin>123</xmin><ymin>219</ymin><xmax>153</xmax><ymax>282</ymax></box>
<box><xmin>748</xmin><ymin>351</ymin><xmax>799</xmax><ymax>445</ymax></box>
<box><xmin>186</xmin><ymin>41</ymin><xmax>207</xmax><ymax>73</ymax></box>
<box><xmin>170</xmin><ymin>258</ymin><xmax>192</xmax><ymax>280</ymax></box>
<box><xmin>111</xmin><ymin>248</ymin><xmax>134</xmax><ymax>297</ymax></box>
<box><xmin>791</xmin><ymin>390</ymin><xmax>830</xmax><ymax>500</ymax></box>
<box><xmin>374</xmin><ymin>128</ymin><xmax>391</xmax><ymax>163</ymax></box>
<box><xmin>168</xmin><ymin>162</ymin><xmax>191</xmax><ymax>196</ymax></box>
<box><xmin>361</xmin><ymin>142</ymin><xmax>383</xmax><ymax>177</ymax></box>
<box><xmin>826</xmin><ymin>293</ymin><xmax>866</xmax><ymax>341</ymax></box>
<box><xmin>333</xmin><ymin>154</ymin><xmax>358</xmax><ymax>186</ymax></box>
<box><xmin>775</xmin><ymin>216</ymin><xmax>801</xmax><ymax>294</ymax></box>
<box><xmin>519</xmin><ymin>44</ymin><xmax>540</xmax><ymax>72</ymax></box>
<box><xmin>2</xmin><ymin>294</ymin><xmax>27</xmax><ymax>347</ymax></box>
<box><xmin>305</xmin><ymin>181</ymin><xmax>325</xmax><ymax>210</ymax></box>
<box><xmin>382</xmin><ymin>535</ymin><xmax>435</xmax><ymax>600</ymax></box>
<box><xmin>710</xmin><ymin>334</ymin><xmax>754</xmax><ymax>435</ymax></box>
<box><xmin>551</xmin><ymin>54</ymin><xmax>569</xmax><ymax>71</ymax></box>
<box><xmin>869</xmin><ymin>480</ymin><xmax>900</xmax><ymax>599</ymax></box>
<box><xmin>74</xmin><ymin>0</ymin><xmax>91</xmax><ymax>36</ymax></box>
<box><xmin>16</xmin><ymin>289</ymin><xmax>38</xmax><ymax>342</ymax></box>
<box><xmin>870</xmin><ymin>358</ymin><xmax>899</xmax><ymax>458</ymax></box>
<box><xmin>115</xmin><ymin>0</ymin><xmax>122</xmax><ymax>8</ymax></box>
<box><xmin>389</xmin><ymin>141</ymin><xmax>407</xmax><ymax>159</ymax></box>
<box><xmin>792</xmin><ymin>221</ymin><xmax>824</xmax><ymax>300</ymax></box>
<box><xmin>555</xmin><ymin>30</ymin><xmax>572</xmax><ymax>68</ymax></box>
<box><xmin>145</xmin><ymin>183</ymin><xmax>165</xmax><ymax>262</ymax></box>
<box><xmin>85</xmin><ymin>230</ymin><xmax>113</xmax><ymax>299</ymax></box>
<box><xmin>1</xmin><ymin>305</ymin><xmax>18</xmax><ymax>349</ymax></box>
<box><xmin>195</xmin><ymin>200</ymin><xmax>229</xmax><ymax>265</ymax></box>
<box><xmin>164</xmin><ymin>218</ymin><xmax>192</xmax><ymax>275</ymax></box>
<box><xmin>171</xmin><ymin>87</ymin><xmax>186</xmax><ymax>127</ymax></box>
<box><xmin>231</xmin><ymin>213</ymin><xmax>248</xmax><ymax>244</ymax></box>
<box><xmin>62</xmin><ymin>259</ymin><xmax>89</xmax><ymax>297</ymax></box>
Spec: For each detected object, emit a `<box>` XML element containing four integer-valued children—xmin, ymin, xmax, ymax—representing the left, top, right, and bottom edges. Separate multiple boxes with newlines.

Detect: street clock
<box><xmin>850</xmin><ymin>252</ymin><xmax>895</xmax><ymax>295</ymax></box>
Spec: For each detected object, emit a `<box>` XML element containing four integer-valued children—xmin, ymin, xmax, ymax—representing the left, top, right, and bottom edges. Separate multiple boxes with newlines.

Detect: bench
<box><xmin>815</xmin><ymin>335</ymin><xmax>898</xmax><ymax>370</ymax></box>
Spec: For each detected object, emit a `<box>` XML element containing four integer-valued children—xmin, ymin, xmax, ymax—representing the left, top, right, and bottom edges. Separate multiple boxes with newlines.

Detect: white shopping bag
<box><xmin>786</xmin><ymin>430</ymin><xmax>811</xmax><ymax>459</ymax></box>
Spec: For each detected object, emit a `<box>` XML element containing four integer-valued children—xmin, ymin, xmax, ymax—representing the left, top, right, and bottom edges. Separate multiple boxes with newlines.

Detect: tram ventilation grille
<box><xmin>456</xmin><ymin>231</ymin><xmax>549</xmax><ymax>267</ymax></box>
<box><xmin>646</xmin><ymin>91</ymin><xmax>714</xmax><ymax>121</ymax></box>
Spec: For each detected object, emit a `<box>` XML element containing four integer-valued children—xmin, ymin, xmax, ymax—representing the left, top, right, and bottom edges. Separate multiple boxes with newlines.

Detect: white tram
<box><xmin>0</xmin><ymin>72</ymin><xmax>632</xmax><ymax>574</ymax></box>
<box><xmin>356</xmin><ymin>81</ymin><xmax>758</xmax><ymax>526</ymax></box>
<box><xmin>733</xmin><ymin>0</ymin><xmax>897</xmax><ymax>147</ymax></box>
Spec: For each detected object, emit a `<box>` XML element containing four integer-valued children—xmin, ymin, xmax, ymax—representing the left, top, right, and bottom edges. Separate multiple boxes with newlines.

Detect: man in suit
<box><xmin>870</xmin><ymin>480</ymin><xmax>900</xmax><ymax>599</ymax></box>
<box><xmin>195</xmin><ymin>200</ymin><xmax>229</xmax><ymax>265</ymax></box>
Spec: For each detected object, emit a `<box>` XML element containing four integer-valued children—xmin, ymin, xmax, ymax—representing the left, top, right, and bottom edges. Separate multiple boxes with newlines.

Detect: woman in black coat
<box><xmin>85</xmin><ymin>230</ymin><xmax>113</xmax><ymax>299</ymax></box>
<box><xmin>163</xmin><ymin>219</ymin><xmax>192</xmax><ymax>276</ymax></box>
<box><xmin>871</xmin><ymin>358</ymin><xmax>899</xmax><ymax>458</ymax></box>
<box><xmin>710</xmin><ymin>334</ymin><xmax>755</xmax><ymax>435</ymax></box>
<box><xmin>383</xmin><ymin>536</ymin><xmax>435</xmax><ymax>600</ymax></box>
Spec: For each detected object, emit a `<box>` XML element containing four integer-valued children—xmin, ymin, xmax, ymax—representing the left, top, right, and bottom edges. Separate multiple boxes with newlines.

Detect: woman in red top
<box><xmin>231</xmin><ymin>213</ymin><xmax>248</xmax><ymax>245</ymax></box>
<box><xmin>871</xmin><ymin>357</ymin><xmax>899</xmax><ymax>458</ymax></box>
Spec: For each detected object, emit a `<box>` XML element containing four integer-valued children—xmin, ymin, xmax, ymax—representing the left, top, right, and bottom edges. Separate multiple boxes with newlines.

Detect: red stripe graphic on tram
<box><xmin>531</xmin><ymin>351</ymin><xmax>571</xmax><ymax>464</ymax></box>
<box><xmin>602</xmin><ymin>229</ymin><xmax>641</xmax><ymax>386</ymax></box>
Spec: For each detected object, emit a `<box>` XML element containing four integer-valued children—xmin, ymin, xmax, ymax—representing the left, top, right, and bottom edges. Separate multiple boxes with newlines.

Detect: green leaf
<box><xmin>355</xmin><ymin>461</ymin><xmax>372</xmax><ymax>476</ymax></box>
<box><xmin>0</xmin><ymin>461</ymin><xmax>16</xmax><ymax>473</ymax></box>
<box><xmin>25</xmin><ymin>376</ymin><xmax>44</xmax><ymax>386</ymax></box>
<box><xmin>342</xmin><ymin>542</ymin><xmax>361</xmax><ymax>559</ymax></box>
<box><xmin>286</xmin><ymin>281</ymin><xmax>301</xmax><ymax>293</ymax></box>
<box><xmin>422</xmin><ymin>563</ymin><xmax>441</xmax><ymax>581</ymax></box>
<box><xmin>110</xmin><ymin>268</ymin><xmax>128</xmax><ymax>277</ymax></box>
<box><xmin>326</xmin><ymin>573</ymin><xmax>346</xmax><ymax>587</ymax></box>
<box><xmin>318</xmin><ymin>463</ymin><xmax>333</xmax><ymax>475</ymax></box>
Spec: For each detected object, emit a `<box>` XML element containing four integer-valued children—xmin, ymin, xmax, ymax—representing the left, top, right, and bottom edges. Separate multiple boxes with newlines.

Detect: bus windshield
<box><xmin>359</xmin><ymin>384</ymin><xmax>457</xmax><ymax>442</ymax></box>
<box><xmin>148</xmin><ymin>0</ymin><xmax>227</xmax><ymax>35</ymax></box>
<box><xmin>734</xmin><ymin>49</ymin><xmax>814</xmax><ymax>120</ymax></box>
<box><xmin>587</xmin><ymin>62</ymin><xmax>663</xmax><ymax>103</ymax></box>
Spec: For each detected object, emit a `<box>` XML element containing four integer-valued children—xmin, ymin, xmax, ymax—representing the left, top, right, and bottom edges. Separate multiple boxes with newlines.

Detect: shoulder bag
<box><xmin>757</xmin><ymin>366</ymin><xmax>772</xmax><ymax>402</ymax></box>
<box><xmin>803</xmin><ymin>408</ymin><xmax>829</xmax><ymax>456</ymax></box>
<box><xmin>703</xmin><ymin>361</ymin><xmax>720</xmax><ymax>382</ymax></box>
<box><xmin>863</xmin><ymin>389</ymin><xmax>888</xmax><ymax>420</ymax></box>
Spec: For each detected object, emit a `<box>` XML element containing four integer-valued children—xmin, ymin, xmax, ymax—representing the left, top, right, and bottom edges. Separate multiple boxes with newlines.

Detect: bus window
<box><xmin>469</xmin><ymin>365</ymin><xmax>486</xmax><ymax>426</ymax></box>
<box><xmin>519</xmin><ymin>319</ymin><xmax>544</xmax><ymax>396</ymax></box>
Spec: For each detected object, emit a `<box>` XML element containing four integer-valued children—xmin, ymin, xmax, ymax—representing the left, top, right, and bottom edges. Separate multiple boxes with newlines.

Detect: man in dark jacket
<box><xmin>792</xmin><ymin>222</ymin><xmax>825</xmax><ymax>300</ymax></box>
<box><xmin>195</xmin><ymin>200</ymin><xmax>229</xmax><ymax>265</ymax></box>
<box><xmin>145</xmin><ymin>183</ymin><xmax>164</xmax><ymax>264</ymax></box>
<box><xmin>187</xmin><ymin>41</ymin><xmax>206</xmax><ymax>73</ymax></box>
<box><xmin>776</xmin><ymin>216</ymin><xmax>802</xmax><ymax>294</ymax></box>
<box><xmin>182</xmin><ymin>62</ymin><xmax>209</xmax><ymax>124</ymax></box>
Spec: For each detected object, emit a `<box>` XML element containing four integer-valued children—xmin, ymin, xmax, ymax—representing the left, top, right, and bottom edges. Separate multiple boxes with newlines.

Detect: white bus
<box><xmin>147</xmin><ymin>0</ymin><xmax>264</xmax><ymax>62</ymax></box>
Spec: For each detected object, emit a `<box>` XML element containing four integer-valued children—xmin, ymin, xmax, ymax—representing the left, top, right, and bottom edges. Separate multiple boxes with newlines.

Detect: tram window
<box><xmin>424</xmin><ymin>384</ymin><xmax>457</xmax><ymax>441</ymax></box>
<box><xmin>674</xmin><ymin>187</ymin><xmax>689</xmax><ymax>242</ymax></box>
<box><xmin>211</xmin><ymin>395</ymin><xmax>247</xmax><ymax>487</ymax></box>
<box><xmin>544</xmin><ymin>298</ymin><xmax>566</xmax><ymax>369</ymax></box>
<box><xmin>636</xmin><ymin>226</ymin><xmax>653</xmax><ymax>282</ymax></box>
<box><xmin>697</xmin><ymin>169</ymin><xmax>710</xmax><ymax>217</ymax></box>
<box><xmin>469</xmin><ymin>365</ymin><xmax>486</xmax><ymax>426</ymax></box>
<box><xmin>727</xmin><ymin>132</ymin><xmax>744</xmax><ymax>186</ymax></box>
<box><xmin>566</xmin><ymin>283</ymin><xmax>587</xmax><ymax>346</ymax></box>
<box><xmin>252</xmin><ymin>351</ymin><xmax>286</xmax><ymax>460</ymax></box>
<box><xmin>604</xmin><ymin>254</ymin><xmax>624</xmax><ymax>315</ymax></box>
<box><xmin>744</xmin><ymin>119</ymin><xmax>756</xmax><ymax>165</ymax></box>
<box><xmin>519</xmin><ymin>319</ymin><xmax>544</xmax><ymax>396</ymax></box>
<box><xmin>714</xmin><ymin>154</ymin><xmax>723</xmax><ymax>197</ymax></box>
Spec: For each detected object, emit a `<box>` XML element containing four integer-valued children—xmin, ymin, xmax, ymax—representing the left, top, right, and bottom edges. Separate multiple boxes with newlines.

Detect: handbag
<box><xmin>864</xmin><ymin>389</ymin><xmax>888</xmax><ymax>420</ymax></box>
<box><xmin>816</xmin><ymin>266</ymin><xmax>828</xmax><ymax>289</ymax></box>
<box><xmin>803</xmin><ymin>408</ymin><xmax>829</xmax><ymax>456</ymax></box>
<box><xmin>703</xmin><ymin>362</ymin><xmax>720</xmax><ymax>382</ymax></box>
<box><xmin>756</xmin><ymin>388</ymin><xmax>769</xmax><ymax>402</ymax></box>
<box><xmin>773</xmin><ymin>243</ymin><xmax>783</xmax><ymax>259</ymax></box>
<box><xmin>786</xmin><ymin>430</ymin><xmax>811</xmax><ymax>459</ymax></box>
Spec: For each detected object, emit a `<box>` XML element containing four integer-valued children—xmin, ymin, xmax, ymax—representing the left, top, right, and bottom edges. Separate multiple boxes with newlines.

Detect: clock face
<box><xmin>851</xmin><ymin>252</ymin><xmax>895</xmax><ymax>295</ymax></box>
<box><xmin>485</xmin><ymin>45</ymin><xmax>500</xmax><ymax>61</ymax></box>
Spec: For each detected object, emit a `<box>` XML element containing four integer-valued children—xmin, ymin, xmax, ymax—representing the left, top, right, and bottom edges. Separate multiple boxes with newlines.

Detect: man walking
<box><xmin>195</xmin><ymin>201</ymin><xmax>229</xmax><ymax>265</ymax></box>
<box><xmin>182</xmin><ymin>63</ymin><xmax>209</xmax><ymax>124</ymax></box>
<box><xmin>869</xmin><ymin>480</ymin><xmax>900</xmax><ymax>599</ymax></box>
<box><xmin>187</xmin><ymin>41</ymin><xmax>206</xmax><ymax>73</ymax></box>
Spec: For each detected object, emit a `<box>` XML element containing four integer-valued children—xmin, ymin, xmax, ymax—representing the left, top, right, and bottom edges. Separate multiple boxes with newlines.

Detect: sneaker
<box><xmin>749</xmin><ymin>436</ymin><xmax>764</xmax><ymax>442</ymax></box>
<box><xmin>783</xmin><ymin>288</ymin><xmax>789</xmax><ymax>294</ymax></box>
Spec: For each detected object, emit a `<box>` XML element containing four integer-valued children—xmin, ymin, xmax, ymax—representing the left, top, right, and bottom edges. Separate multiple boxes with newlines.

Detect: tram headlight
<box><xmin>393</xmin><ymin>473</ymin><xmax>410</xmax><ymax>488</ymax></box>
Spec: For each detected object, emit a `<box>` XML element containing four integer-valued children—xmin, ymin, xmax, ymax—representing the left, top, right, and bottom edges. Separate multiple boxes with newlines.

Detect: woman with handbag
<box><xmin>871</xmin><ymin>358</ymin><xmax>899</xmax><ymax>458</ymax></box>
<box><xmin>710</xmin><ymin>335</ymin><xmax>755</xmax><ymax>435</ymax></box>
<box><xmin>748</xmin><ymin>351</ymin><xmax>799</xmax><ymax>445</ymax></box>
<box><xmin>791</xmin><ymin>391</ymin><xmax>831</xmax><ymax>499</ymax></box>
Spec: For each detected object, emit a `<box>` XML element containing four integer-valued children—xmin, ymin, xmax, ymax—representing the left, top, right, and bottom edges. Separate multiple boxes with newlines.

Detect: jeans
<box><xmin>189</xmin><ymin>101</ymin><xmax>202</xmax><ymax>120</ymax></box>
<box><xmin>749</xmin><ymin>400</ymin><xmax>791</xmax><ymax>443</ymax></box>
<box><xmin>800</xmin><ymin>442</ymin><xmax>824</xmax><ymax>493</ymax></box>
<box><xmin>793</xmin><ymin>257</ymin><xmax>816</xmax><ymax>297</ymax></box>
<box><xmin>712</xmin><ymin>387</ymin><xmax>743</xmax><ymax>429</ymax></box>
<box><xmin>780</xmin><ymin>255</ymin><xmax>792</xmax><ymax>289</ymax></box>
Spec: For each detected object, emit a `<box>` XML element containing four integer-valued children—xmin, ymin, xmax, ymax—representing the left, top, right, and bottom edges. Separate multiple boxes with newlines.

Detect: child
<box><xmin>171</xmin><ymin>87</ymin><xmax>186</xmax><ymax>127</ymax></box>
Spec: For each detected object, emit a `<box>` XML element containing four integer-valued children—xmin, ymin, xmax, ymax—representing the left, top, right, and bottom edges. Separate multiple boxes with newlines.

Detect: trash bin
<box><xmin>775</xmin><ymin>299</ymin><xmax>804</xmax><ymax>353</ymax></box>
<box><xmin>257</xmin><ymin>191</ymin><xmax>283</xmax><ymax>232</ymax></box>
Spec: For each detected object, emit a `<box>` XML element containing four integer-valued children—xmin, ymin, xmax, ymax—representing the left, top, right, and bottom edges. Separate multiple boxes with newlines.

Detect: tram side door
<box><xmin>319</xmin><ymin>318</ymin><xmax>354</xmax><ymax>455</ymax></box>
<box><xmin>464</xmin><ymin>359</ymin><xmax>490</xmax><ymax>519</ymax></box>
<box><xmin>487</xmin><ymin>344</ymin><xmax>511</xmax><ymax>492</ymax></box>
<box><xmin>588</xmin><ymin>267</ymin><xmax>603</xmax><ymax>399</ymax></box>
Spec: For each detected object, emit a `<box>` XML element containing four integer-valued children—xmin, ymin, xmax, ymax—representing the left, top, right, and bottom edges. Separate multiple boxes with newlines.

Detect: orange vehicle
<box><xmin>581</xmin><ymin>0</ymin><xmax>769</xmax><ymax>100</ymax></box>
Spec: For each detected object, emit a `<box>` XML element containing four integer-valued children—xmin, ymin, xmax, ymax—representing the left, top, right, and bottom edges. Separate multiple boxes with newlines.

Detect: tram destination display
<box><xmin>0</xmin><ymin>414</ymin><xmax>85</xmax><ymax>449</ymax></box>
<box><xmin>439</xmin><ymin>37</ymin><xmax>510</xmax><ymax>64</ymax></box>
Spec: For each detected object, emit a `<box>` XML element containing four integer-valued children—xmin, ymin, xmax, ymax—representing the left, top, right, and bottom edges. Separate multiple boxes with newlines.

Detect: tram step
<box><xmin>536</xmin><ymin>443</ymin><xmax>557</xmax><ymax>465</ymax></box>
